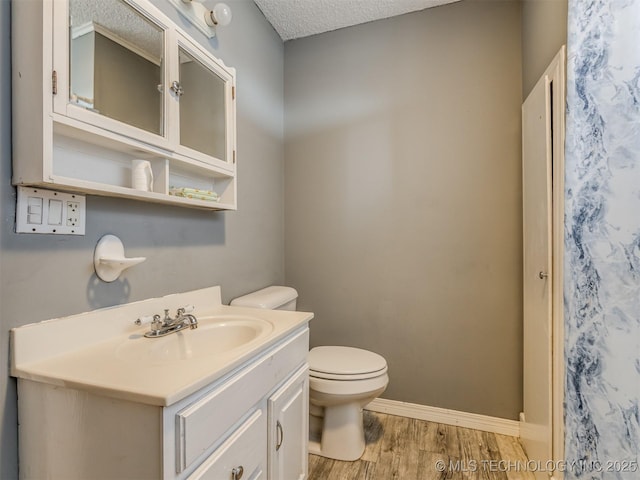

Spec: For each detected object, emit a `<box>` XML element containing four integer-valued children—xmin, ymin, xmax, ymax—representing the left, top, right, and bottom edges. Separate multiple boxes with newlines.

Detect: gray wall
<box><xmin>0</xmin><ymin>1</ymin><xmax>284</xmax><ymax>477</ymax></box>
<box><xmin>284</xmin><ymin>0</ymin><xmax>523</xmax><ymax>419</ymax></box>
<box><xmin>521</xmin><ymin>0</ymin><xmax>568</xmax><ymax>98</ymax></box>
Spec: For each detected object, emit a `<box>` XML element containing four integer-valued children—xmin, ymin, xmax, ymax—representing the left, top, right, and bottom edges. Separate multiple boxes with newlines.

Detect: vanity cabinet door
<box><xmin>268</xmin><ymin>366</ymin><xmax>309</xmax><ymax>480</ymax></box>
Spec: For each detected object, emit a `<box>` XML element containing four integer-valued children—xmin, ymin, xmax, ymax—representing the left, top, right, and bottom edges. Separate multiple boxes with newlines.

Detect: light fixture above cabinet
<box><xmin>170</xmin><ymin>0</ymin><xmax>232</xmax><ymax>38</ymax></box>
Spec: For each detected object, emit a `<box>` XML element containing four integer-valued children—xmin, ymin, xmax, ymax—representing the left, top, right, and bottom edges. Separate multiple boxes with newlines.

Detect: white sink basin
<box><xmin>116</xmin><ymin>315</ymin><xmax>274</xmax><ymax>364</ymax></box>
<box><xmin>11</xmin><ymin>286</ymin><xmax>313</xmax><ymax>406</ymax></box>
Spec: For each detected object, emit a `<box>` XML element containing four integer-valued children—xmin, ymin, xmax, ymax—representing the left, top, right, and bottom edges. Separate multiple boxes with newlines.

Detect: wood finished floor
<box><xmin>308</xmin><ymin>411</ymin><xmax>535</xmax><ymax>480</ymax></box>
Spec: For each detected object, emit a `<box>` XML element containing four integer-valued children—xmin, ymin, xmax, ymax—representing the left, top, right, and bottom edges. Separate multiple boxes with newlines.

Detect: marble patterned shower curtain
<box><xmin>564</xmin><ymin>0</ymin><xmax>640</xmax><ymax>478</ymax></box>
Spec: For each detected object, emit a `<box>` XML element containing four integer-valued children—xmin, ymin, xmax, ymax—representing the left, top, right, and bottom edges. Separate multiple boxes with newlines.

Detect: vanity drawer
<box><xmin>176</xmin><ymin>328</ymin><xmax>308</xmax><ymax>472</ymax></box>
<box><xmin>187</xmin><ymin>408</ymin><xmax>266</xmax><ymax>480</ymax></box>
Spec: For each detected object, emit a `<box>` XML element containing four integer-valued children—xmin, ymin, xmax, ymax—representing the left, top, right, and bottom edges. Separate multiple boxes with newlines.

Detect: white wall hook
<box><xmin>93</xmin><ymin>234</ymin><xmax>146</xmax><ymax>282</ymax></box>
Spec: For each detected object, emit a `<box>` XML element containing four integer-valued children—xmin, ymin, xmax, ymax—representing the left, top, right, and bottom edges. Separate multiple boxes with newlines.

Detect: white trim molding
<box><xmin>366</xmin><ymin>398</ymin><xmax>521</xmax><ymax>438</ymax></box>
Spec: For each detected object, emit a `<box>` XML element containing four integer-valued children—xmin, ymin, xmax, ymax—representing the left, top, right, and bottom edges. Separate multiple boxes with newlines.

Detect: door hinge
<box><xmin>233</xmin><ymin>150</ymin><xmax>236</xmax><ymax>164</ymax></box>
<box><xmin>232</xmin><ymin>86</ymin><xmax>235</xmax><ymax>100</ymax></box>
<box><xmin>52</xmin><ymin>70</ymin><xmax>57</xmax><ymax>95</ymax></box>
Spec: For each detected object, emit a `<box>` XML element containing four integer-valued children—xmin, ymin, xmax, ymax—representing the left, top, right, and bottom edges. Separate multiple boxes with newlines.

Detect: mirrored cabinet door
<box><xmin>173</xmin><ymin>32</ymin><xmax>235</xmax><ymax>168</ymax></box>
<box><xmin>69</xmin><ymin>0</ymin><xmax>165</xmax><ymax>135</ymax></box>
<box><xmin>55</xmin><ymin>0</ymin><xmax>169</xmax><ymax>145</ymax></box>
<box><xmin>178</xmin><ymin>46</ymin><xmax>227</xmax><ymax>162</ymax></box>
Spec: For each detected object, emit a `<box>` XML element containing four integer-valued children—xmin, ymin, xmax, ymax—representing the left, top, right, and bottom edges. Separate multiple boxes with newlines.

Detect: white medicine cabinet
<box><xmin>13</xmin><ymin>0</ymin><xmax>237</xmax><ymax>210</ymax></box>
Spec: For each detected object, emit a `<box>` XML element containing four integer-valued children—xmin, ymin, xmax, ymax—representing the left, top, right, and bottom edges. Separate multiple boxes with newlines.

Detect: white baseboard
<box><xmin>365</xmin><ymin>398</ymin><xmax>520</xmax><ymax>437</ymax></box>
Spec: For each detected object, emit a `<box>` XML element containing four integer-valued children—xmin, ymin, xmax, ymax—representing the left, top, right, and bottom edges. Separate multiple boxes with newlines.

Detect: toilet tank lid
<box><xmin>230</xmin><ymin>286</ymin><xmax>298</xmax><ymax>309</ymax></box>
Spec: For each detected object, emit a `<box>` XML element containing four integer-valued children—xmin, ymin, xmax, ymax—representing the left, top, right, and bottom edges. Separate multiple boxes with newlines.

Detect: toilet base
<box><xmin>309</xmin><ymin>403</ymin><xmax>366</xmax><ymax>461</ymax></box>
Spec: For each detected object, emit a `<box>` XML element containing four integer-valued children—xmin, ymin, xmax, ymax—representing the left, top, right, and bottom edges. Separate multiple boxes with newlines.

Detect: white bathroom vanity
<box><xmin>11</xmin><ymin>286</ymin><xmax>312</xmax><ymax>480</ymax></box>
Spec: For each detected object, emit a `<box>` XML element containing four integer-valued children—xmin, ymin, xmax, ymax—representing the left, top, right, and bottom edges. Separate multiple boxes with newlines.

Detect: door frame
<box><xmin>549</xmin><ymin>45</ymin><xmax>566</xmax><ymax>479</ymax></box>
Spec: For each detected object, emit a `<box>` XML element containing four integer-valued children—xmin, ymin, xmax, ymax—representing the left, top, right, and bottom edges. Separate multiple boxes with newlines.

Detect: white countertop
<box><xmin>11</xmin><ymin>286</ymin><xmax>313</xmax><ymax>406</ymax></box>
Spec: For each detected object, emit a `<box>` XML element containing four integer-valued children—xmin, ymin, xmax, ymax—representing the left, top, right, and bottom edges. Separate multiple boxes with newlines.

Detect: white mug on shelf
<box><xmin>131</xmin><ymin>159</ymin><xmax>154</xmax><ymax>192</ymax></box>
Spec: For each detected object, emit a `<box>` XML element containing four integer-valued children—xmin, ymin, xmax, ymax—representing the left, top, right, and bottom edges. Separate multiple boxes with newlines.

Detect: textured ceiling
<box><xmin>253</xmin><ymin>0</ymin><xmax>462</xmax><ymax>41</ymax></box>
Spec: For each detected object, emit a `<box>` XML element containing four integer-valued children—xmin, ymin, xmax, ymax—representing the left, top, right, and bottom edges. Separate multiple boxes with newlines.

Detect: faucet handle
<box><xmin>135</xmin><ymin>315</ymin><xmax>155</xmax><ymax>326</ymax></box>
<box><xmin>178</xmin><ymin>305</ymin><xmax>195</xmax><ymax>315</ymax></box>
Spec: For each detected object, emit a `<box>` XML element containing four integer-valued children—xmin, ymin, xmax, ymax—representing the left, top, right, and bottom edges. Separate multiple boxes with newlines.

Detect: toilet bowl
<box><xmin>308</xmin><ymin>346</ymin><xmax>388</xmax><ymax>461</ymax></box>
<box><xmin>230</xmin><ymin>286</ymin><xmax>389</xmax><ymax>461</ymax></box>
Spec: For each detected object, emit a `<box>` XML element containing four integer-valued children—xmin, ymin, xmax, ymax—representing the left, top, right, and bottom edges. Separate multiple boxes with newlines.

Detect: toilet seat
<box><xmin>309</xmin><ymin>346</ymin><xmax>388</xmax><ymax>381</ymax></box>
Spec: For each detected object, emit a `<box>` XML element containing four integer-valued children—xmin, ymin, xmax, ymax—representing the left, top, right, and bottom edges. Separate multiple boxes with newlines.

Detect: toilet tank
<box><xmin>230</xmin><ymin>286</ymin><xmax>298</xmax><ymax>311</ymax></box>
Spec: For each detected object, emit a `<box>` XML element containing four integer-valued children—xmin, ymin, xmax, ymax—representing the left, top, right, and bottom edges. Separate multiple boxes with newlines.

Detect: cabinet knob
<box><xmin>170</xmin><ymin>80</ymin><xmax>184</xmax><ymax>97</ymax></box>
<box><xmin>539</xmin><ymin>271</ymin><xmax>549</xmax><ymax>279</ymax></box>
<box><xmin>231</xmin><ymin>466</ymin><xmax>244</xmax><ymax>480</ymax></box>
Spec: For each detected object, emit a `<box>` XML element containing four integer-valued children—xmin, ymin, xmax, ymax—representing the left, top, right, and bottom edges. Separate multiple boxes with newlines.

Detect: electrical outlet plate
<box><xmin>16</xmin><ymin>187</ymin><xmax>86</xmax><ymax>235</ymax></box>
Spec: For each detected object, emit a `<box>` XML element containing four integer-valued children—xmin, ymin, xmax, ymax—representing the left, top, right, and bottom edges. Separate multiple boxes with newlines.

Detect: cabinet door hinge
<box><xmin>52</xmin><ymin>70</ymin><xmax>57</xmax><ymax>95</ymax></box>
<box><xmin>233</xmin><ymin>150</ymin><xmax>236</xmax><ymax>164</ymax></box>
<box><xmin>232</xmin><ymin>86</ymin><xmax>235</xmax><ymax>100</ymax></box>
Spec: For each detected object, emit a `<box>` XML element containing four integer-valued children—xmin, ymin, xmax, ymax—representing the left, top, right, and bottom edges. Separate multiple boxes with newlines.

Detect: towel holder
<box><xmin>93</xmin><ymin>234</ymin><xmax>146</xmax><ymax>282</ymax></box>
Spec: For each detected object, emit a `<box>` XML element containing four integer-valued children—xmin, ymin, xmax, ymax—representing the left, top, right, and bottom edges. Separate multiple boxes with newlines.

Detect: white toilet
<box><xmin>230</xmin><ymin>286</ymin><xmax>389</xmax><ymax>462</ymax></box>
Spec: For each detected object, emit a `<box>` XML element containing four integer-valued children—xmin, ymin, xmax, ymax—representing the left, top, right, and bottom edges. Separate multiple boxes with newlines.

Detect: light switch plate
<box><xmin>16</xmin><ymin>187</ymin><xmax>86</xmax><ymax>235</ymax></box>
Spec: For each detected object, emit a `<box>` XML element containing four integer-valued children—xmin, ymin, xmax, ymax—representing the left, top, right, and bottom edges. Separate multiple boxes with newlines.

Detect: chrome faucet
<box><xmin>135</xmin><ymin>305</ymin><xmax>198</xmax><ymax>338</ymax></box>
